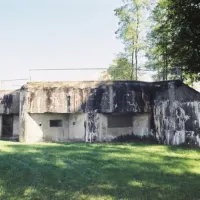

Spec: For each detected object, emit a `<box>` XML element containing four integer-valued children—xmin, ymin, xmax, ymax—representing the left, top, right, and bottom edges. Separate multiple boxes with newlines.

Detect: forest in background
<box><xmin>105</xmin><ymin>0</ymin><xmax>200</xmax><ymax>85</ymax></box>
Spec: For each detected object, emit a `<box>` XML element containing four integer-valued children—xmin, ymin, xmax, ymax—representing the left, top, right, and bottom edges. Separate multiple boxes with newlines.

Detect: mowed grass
<box><xmin>0</xmin><ymin>141</ymin><xmax>200</xmax><ymax>200</ymax></box>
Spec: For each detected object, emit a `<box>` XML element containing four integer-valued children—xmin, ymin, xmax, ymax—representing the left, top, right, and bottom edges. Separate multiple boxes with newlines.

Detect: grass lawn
<box><xmin>0</xmin><ymin>141</ymin><xmax>200</xmax><ymax>200</ymax></box>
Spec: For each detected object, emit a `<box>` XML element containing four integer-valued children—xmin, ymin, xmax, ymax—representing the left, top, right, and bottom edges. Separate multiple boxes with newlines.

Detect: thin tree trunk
<box><xmin>162</xmin><ymin>54</ymin><xmax>165</xmax><ymax>81</ymax></box>
<box><xmin>131</xmin><ymin>51</ymin><xmax>134</xmax><ymax>80</ymax></box>
<box><xmin>135</xmin><ymin>5</ymin><xmax>140</xmax><ymax>81</ymax></box>
<box><xmin>162</xmin><ymin>39</ymin><xmax>166</xmax><ymax>81</ymax></box>
<box><xmin>165</xmin><ymin>46</ymin><xmax>168</xmax><ymax>80</ymax></box>
<box><xmin>135</xmin><ymin>49</ymin><xmax>138</xmax><ymax>80</ymax></box>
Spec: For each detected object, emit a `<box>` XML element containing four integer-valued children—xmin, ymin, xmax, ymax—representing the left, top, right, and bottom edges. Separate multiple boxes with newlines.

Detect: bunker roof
<box><xmin>21</xmin><ymin>80</ymin><xmax>183</xmax><ymax>90</ymax></box>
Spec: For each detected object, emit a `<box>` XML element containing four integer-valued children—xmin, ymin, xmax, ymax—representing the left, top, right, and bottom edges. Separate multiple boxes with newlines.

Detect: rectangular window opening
<box><xmin>2</xmin><ymin>115</ymin><xmax>13</xmax><ymax>137</ymax></box>
<box><xmin>108</xmin><ymin>114</ymin><xmax>132</xmax><ymax>128</ymax></box>
<box><xmin>50</xmin><ymin>120</ymin><xmax>63</xmax><ymax>127</ymax></box>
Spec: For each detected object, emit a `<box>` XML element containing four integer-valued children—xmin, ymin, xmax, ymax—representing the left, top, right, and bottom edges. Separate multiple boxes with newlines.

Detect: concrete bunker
<box><xmin>1</xmin><ymin>80</ymin><xmax>200</xmax><ymax>147</ymax></box>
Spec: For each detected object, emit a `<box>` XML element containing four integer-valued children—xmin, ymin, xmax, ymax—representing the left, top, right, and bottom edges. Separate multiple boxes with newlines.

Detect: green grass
<box><xmin>0</xmin><ymin>141</ymin><xmax>200</xmax><ymax>200</ymax></box>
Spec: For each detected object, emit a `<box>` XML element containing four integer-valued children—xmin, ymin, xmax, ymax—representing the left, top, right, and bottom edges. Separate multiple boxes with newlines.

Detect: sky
<box><xmin>0</xmin><ymin>0</ymin><xmax>125</xmax><ymax>88</ymax></box>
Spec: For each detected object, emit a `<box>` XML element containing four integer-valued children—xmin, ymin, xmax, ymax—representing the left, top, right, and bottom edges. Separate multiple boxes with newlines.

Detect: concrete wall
<box><xmin>19</xmin><ymin>90</ymin><xmax>27</xmax><ymax>142</ymax></box>
<box><xmin>154</xmin><ymin>100</ymin><xmax>200</xmax><ymax>146</ymax></box>
<box><xmin>19</xmin><ymin>112</ymin><xmax>152</xmax><ymax>143</ymax></box>
<box><xmin>68</xmin><ymin>113</ymin><xmax>86</xmax><ymax>141</ymax></box>
<box><xmin>98</xmin><ymin>113</ymin><xmax>151</xmax><ymax>142</ymax></box>
<box><xmin>99</xmin><ymin>114</ymin><xmax>107</xmax><ymax>142</ymax></box>
<box><xmin>105</xmin><ymin>114</ymin><xmax>132</xmax><ymax>141</ymax></box>
<box><xmin>133</xmin><ymin>113</ymin><xmax>151</xmax><ymax>137</ymax></box>
<box><xmin>21</xmin><ymin>113</ymin><xmax>69</xmax><ymax>143</ymax></box>
<box><xmin>0</xmin><ymin>90</ymin><xmax>20</xmax><ymax>114</ymax></box>
<box><xmin>153</xmin><ymin>82</ymin><xmax>200</xmax><ymax>147</ymax></box>
<box><xmin>22</xmin><ymin>81</ymin><xmax>152</xmax><ymax>114</ymax></box>
<box><xmin>19</xmin><ymin>81</ymin><xmax>153</xmax><ymax>143</ymax></box>
<box><xmin>20</xmin><ymin>112</ymin><xmax>88</xmax><ymax>143</ymax></box>
<box><xmin>24</xmin><ymin>83</ymin><xmax>112</xmax><ymax>114</ymax></box>
<box><xmin>29</xmin><ymin>113</ymin><xmax>69</xmax><ymax>142</ymax></box>
<box><xmin>13</xmin><ymin>115</ymin><xmax>19</xmax><ymax>137</ymax></box>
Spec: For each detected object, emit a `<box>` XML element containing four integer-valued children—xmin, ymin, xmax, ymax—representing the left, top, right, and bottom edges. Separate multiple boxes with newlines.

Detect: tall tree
<box><xmin>113</xmin><ymin>0</ymin><xmax>151</xmax><ymax>80</ymax></box>
<box><xmin>147</xmin><ymin>0</ymin><xmax>172</xmax><ymax>81</ymax></box>
<box><xmin>148</xmin><ymin>0</ymin><xmax>200</xmax><ymax>83</ymax></box>
<box><xmin>168</xmin><ymin>0</ymin><xmax>200</xmax><ymax>81</ymax></box>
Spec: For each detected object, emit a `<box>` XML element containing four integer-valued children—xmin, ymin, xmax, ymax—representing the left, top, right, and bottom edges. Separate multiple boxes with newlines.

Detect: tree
<box><xmin>148</xmin><ymin>0</ymin><xmax>200</xmax><ymax>83</ymax></box>
<box><xmin>106</xmin><ymin>53</ymin><xmax>133</xmax><ymax>80</ymax></box>
<box><xmin>113</xmin><ymin>0</ymin><xmax>151</xmax><ymax>80</ymax></box>
<box><xmin>146</xmin><ymin>0</ymin><xmax>172</xmax><ymax>81</ymax></box>
<box><xmin>168</xmin><ymin>0</ymin><xmax>200</xmax><ymax>81</ymax></box>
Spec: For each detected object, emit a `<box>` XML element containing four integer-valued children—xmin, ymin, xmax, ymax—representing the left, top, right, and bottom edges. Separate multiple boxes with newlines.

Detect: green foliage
<box><xmin>0</xmin><ymin>141</ymin><xmax>200</xmax><ymax>199</ymax></box>
<box><xmin>148</xmin><ymin>0</ymin><xmax>200</xmax><ymax>83</ymax></box>
<box><xmin>107</xmin><ymin>53</ymin><xmax>133</xmax><ymax>80</ymax></box>
<box><xmin>168</xmin><ymin>0</ymin><xmax>200</xmax><ymax>73</ymax></box>
<box><xmin>111</xmin><ymin>0</ymin><xmax>200</xmax><ymax>83</ymax></box>
<box><xmin>115</xmin><ymin>0</ymin><xmax>149</xmax><ymax>50</ymax></box>
<box><xmin>107</xmin><ymin>0</ymin><xmax>152</xmax><ymax>80</ymax></box>
<box><xmin>147</xmin><ymin>0</ymin><xmax>172</xmax><ymax>81</ymax></box>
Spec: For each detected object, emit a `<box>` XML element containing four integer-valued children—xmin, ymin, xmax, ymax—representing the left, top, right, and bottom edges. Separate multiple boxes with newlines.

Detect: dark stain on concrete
<box><xmin>2</xmin><ymin>94</ymin><xmax>13</xmax><ymax>113</ymax></box>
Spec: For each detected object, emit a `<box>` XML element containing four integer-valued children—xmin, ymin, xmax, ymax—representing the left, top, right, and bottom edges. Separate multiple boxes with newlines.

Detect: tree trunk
<box><xmin>162</xmin><ymin>53</ymin><xmax>165</xmax><ymax>81</ymax></box>
<box><xmin>131</xmin><ymin>52</ymin><xmax>134</xmax><ymax>80</ymax></box>
<box><xmin>135</xmin><ymin>49</ymin><xmax>138</xmax><ymax>80</ymax></box>
<box><xmin>165</xmin><ymin>46</ymin><xmax>168</xmax><ymax>80</ymax></box>
<box><xmin>135</xmin><ymin>5</ymin><xmax>140</xmax><ymax>81</ymax></box>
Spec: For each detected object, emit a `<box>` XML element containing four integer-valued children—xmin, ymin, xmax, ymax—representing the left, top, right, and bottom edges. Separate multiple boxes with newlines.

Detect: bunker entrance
<box><xmin>2</xmin><ymin>115</ymin><xmax>13</xmax><ymax>137</ymax></box>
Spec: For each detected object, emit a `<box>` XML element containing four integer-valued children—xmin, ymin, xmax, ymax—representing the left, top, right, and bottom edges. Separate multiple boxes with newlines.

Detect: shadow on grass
<box><xmin>0</xmin><ymin>142</ymin><xmax>200</xmax><ymax>200</ymax></box>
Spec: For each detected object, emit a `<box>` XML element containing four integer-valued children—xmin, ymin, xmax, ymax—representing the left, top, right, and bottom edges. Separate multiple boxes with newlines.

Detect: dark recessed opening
<box><xmin>2</xmin><ymin>115</ymin><xmax>13</xmax><ymax>137</ymax></box>
<box><xmin>107</xmin><ymin>114</ymin><xmax>132</xmax><ymax>128</ymax></box>
<box><xmin>50</xmin><ymin>120</ymin><xmax>63</xmax><ymax>127</ymax></box>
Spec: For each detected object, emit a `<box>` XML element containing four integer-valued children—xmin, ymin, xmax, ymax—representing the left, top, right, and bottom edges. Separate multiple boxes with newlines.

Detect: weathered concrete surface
<box><xmin>20</xmin><ymin>112</ymin><xmax>104</xmax><ymax>143</ymax></box>
<box><xmin>13</xmin><ymin>115</ymin><xmax>19</xmax><ymax>137</ymax></box>
<box><xmin>18</xmin><ymin>80</ymin><xmax>200</xmax><ymax>147</ymax></box>
<box><xmin>0</xmin><ymin>90</ymin><xmax>20</xmax><ymax>114</ymax></box>
<box><xmin>27</xmin><ymin>113</ymin><xmax>69</xmax><ymax>143</ymax></box>
<box><xmin>19</xmin><ymin>89</ymin><xmax>26</xmax><ymax>142</ymax></box>
<box><xmin>153</xmin><ymin>81</ymin><xmax>200</xmax><ymax>147</ymax></box>
<box><xmin>19</xmin><ymin>81</ymin><xmax>154</xmax><ymax>143</ymax></box>
<box><xmin>21</xmin><ymin>81</ymin><xmax>152</xmax><ymax>114</ymax></box>
<box><xmin>133</xmin><ymin>113</ymin><xmax>151</xmax><ymax>137</ymax></box>
<box><xmin>19</xmin><ymin>112</ymin><xmax>152</xmax><ymax>143</ymax></box>
<box><xmin>68</xmin><ymin>113</ymin><xmax>86</xmax><ymax>142</ymax></box>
